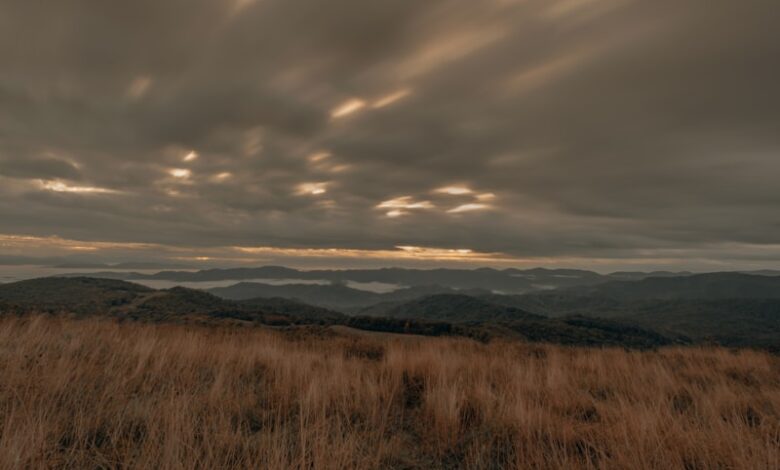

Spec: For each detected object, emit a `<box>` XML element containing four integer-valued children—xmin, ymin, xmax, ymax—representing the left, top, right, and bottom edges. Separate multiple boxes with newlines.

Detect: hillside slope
<box><xmin>360</xmin><ymin>294</ymin><xmax>544</xmax><ymax>322</ymax></box>
<box><xmin>568</xmin><ymin>273</ymin><xmax>780</xmax><ymax>300</ymax></box>
<box><xmin>0</xmin><ymin>277</ymin><xmax>152</xmax><ymax>315</ymax></box>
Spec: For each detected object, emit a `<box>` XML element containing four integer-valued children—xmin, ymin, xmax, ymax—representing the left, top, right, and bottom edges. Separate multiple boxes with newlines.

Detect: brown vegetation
<box><xmin>0</xmin><ymin>315</ymin><xmax>778</xmax><ymax>469</ymax></box>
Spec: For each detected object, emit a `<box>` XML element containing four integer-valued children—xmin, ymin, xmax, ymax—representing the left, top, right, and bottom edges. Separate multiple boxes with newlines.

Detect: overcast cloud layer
<box><xmin>1</xmin><ymin>0</ymin><xmax>779</xmax><ymax>271</ymax></box>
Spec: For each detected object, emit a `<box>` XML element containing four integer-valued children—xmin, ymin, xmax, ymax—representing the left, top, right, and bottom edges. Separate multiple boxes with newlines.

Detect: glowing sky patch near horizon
<box><xmin>4</xmin><ymin>232</ymin><xmax>780</xmax><ymax>272</ymax></box>
<box><xmin>233</xmin><ymin>244</ymin><xmax>510</xmax><ymax>262</ymax></box>
<box><xmin>0</xmin><ymin>234</ymin><xmax>156</xmax><ymax>252</ymax></box>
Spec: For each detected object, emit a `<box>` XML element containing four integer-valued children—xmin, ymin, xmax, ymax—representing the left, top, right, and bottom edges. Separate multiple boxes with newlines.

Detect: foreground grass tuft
<box><xmin>0</xmin><ymin>315</ymin><xmax>778</xmax><ymax>469</ymax></box>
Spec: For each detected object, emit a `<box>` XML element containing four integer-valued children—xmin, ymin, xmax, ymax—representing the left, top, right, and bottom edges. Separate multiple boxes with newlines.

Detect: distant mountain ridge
<box><xmin>0</xmin><ymin>277</ymin><xmax>680</xmax><ymax>349</ymax></box>
<box><xmin>204</xmin><ymin>273</ymin><xmax>780</xmax><ymax>350</ymax></box>
<box><xmin>52</xmin><ymin>266</ymin><xmax>629</xmax><ymax>293</ymax></box>
<box><xmin>53</xmin><ymin>266</ymin><xmax>780</xmax><ymax>296</ymax></box>
<box><xmin>3</xmin><ymin>272</ymin><xmax>778</xmax><ymax>350</ymax></box>
<box><xmin>566</xmin><ymin>272</ymin><xmax>780</xmax><ymax>300</ymax></box>
<box><xmin>208</xmin><ymin>282</ymin><xmax>488</xmax><ymax>310</ymax></box>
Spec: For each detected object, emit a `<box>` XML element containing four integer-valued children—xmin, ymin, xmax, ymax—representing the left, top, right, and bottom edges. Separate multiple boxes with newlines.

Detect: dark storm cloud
<box><xmin>1</xmin><ymin>0</ymin><xmax>779</xmax><ymax>269</ymax></box>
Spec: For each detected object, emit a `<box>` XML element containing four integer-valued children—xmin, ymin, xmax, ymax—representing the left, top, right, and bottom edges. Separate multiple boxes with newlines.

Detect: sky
<box><xmin>1</xmin><ymin>0</ymin><xmax>779</xmax><ymax>272</ymax></box>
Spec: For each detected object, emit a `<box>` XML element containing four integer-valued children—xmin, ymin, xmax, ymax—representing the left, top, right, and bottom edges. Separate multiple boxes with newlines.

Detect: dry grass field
<box><xmin>0</xmin><ymin>315</ymin><xmax>778</xmax><ymax>469</ymax></box>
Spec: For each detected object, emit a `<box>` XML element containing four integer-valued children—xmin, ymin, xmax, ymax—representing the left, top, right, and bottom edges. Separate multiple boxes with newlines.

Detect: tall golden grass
<box><xmin>0</xmin><ymin>315</ymin><xmax>777</xmax><ymax>469</ymax></box>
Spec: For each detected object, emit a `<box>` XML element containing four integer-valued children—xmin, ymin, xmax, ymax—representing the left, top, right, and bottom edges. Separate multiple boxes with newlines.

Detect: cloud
<box><xmin>0</xmin><ymin>0</ymin><xmax>779</xmax><ymax>270</ymax></box>
<box><xmin>0</xmin><ymin>157</ymin><xmax>81</xmax><ymax>181</ymax></box>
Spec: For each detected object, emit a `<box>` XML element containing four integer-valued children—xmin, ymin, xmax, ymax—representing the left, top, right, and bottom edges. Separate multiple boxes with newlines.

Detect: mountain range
<box><xmin>0</xmin><ymin>277</ymin><xmax>681</xmax><ymax>349</ymax></box>
<box><xmin>55</xmin><ymin>266</ymin><xmax>707</xmax><ymax>293</ymax></box>
<box><xmin>204</xmin><ymin>272</ymin><xmax>780</xmax><ymax>350</ymax></box>
<box><xmin>1</xmin><ymin>269</ymin><xmax>778</xmax><ymax>350</ymax></box>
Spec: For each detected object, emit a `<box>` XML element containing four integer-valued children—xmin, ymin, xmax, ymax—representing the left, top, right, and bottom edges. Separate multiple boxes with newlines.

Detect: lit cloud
<box><xmin>435</xmin><ymin>186</ymin><xmax>473</xmax><ymax>195</ymax></box>
<box><xmin>372</xmin><ymin>89</ymin><xmax>411</xmax><ymax>109</ymax></box>
<box><xmin>308</xmin><ymin>152</ymin><xmax>331</xmax><ymax>163</ymax></box>
<box><xmin>447</xmin><ymin>203</ymin><xmax>491</xmax><ymax>213</ymax></box>
<box><xmin>307</xmin><ymin>152</ymin><xmax>351</xmax><ymax>174</ymax></box>
<box><xmin>503</xmin><ymin>47</ymin><xmax>599</xmax><ymax>95</ymax></box>
<box><xmin>1</xmin><ymin>233</ymin><xmax>513</xmax><ymax>264</ymax></box>
<box><xmin>330</xmin><ymin>98</ymin><xmax>366</xmax><ymax>119</ymax></box>
<box><xmin>377</xmin><ymin>196</ymin><xmax>435</xmax><ymax>210</ymax></box>
<box><xmin>0</xmin><ymin>234</ymin><xmax>154</xmax><ymax>252</ymax></box>
<box><xmin>397</xmin><ymin>245</ymin><xmax>473</xmax><ymax>255</ymax></box>
<box><xmin>396</xmin><ymin>27</ymin><xmax>508</xmax><ymax>79</ymax></box>
<box><xmin>234</xmin><ymin>245</ymin><xmax>512</xmax><ymax>263</ymax></box>
<box><xmin>169</xmin><ymin>168</ymin><xmax>192</xmax><ymax>179</ymax></box>
<box><xmin>296</xmin><ymin>182</ymin><xmax>328</xmax><ymax>195</ymax></box>
<box><xmin>212</xmin><ymin>172</ymin><xmax>233</xmax><ymax>181</ymax></box>
<box><xmin>182</xmin><ymin>151</ymin><xmax>198</xmax><ymax>162</ymax></box>
<box><xmin>1</xmin><ymin>1</ymin><xmax>779</xmax><ymax>271</ymax></box>
<box><xmin>126</xmin><ymin>76</ymin><xmax>152</xmax><ymax>99</ymax></box>
<box><xmin>327</xmin><ymin>164</ymin><xmax>351</xmax><ymax>173</ymax></box>
<box><xmin>378</xmin><ymin>196</ymin><xmax>435</xmax><ymax>217</ymax></box>
<box><xmin>39</xmin><ymin>180</ymin><xmax>119</xmax><ymax>195</ymax></box>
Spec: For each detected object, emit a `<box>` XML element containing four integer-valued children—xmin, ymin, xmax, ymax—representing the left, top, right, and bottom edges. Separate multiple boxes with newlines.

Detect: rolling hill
<box><xmin>208</xmin><ymin>282</ymin><xmax>488</xmax><ymax>310</ymax></box>
<box><xmin>0</xmin><ymin>277</ymin><xmax>681</xmax><ymax>348</ymax></box>
<box><xmin>0</xmin><ymin>277</ymin><xmax>153</xmax><ymax>315</ymax></box>
<box><xmin>358</xmin><ymin>294</ymin><xmax>543</xmax><ymax>322</ymax></box>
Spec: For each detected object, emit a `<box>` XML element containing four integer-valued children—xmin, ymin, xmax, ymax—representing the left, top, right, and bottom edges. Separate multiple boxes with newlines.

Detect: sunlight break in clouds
<box><xmin>435</xmin><ymin>186</ymin><xmax>473</xmax><ymax>195</ymax></box>
<box><xmin>377</xmin><ymin>196</ymin><xmax>435</xmax><ymax>217</ymax></box>
<box><xmin>39</xmin><ymin>180</ymin><xmax>119</xmax><ymax>195</ymax></box>
<box><xmin>234</xmin><ymin>245</ymin><xmax>512</xmax><ymax>263</ymax></box>
<box><xmin>212</xmin><ymin>172</ymin><xmax>233</xmax><ymax>182</ymax></box>
<box><xmin>0</xmin><ymin>234</ymin><xmax>154</xmax><ymax>252</ymax></box>
<box><xmin>372</xmin><ymin>89</ymin><xmax>411</xmax><ymax>109</ymax></box>
<box><xmin>447</xmin><ymin>203</ymin><xmax>491</xmax><ymax>213</ymax></box>
<box><xmin>182</xmin><ymin>151</ymin><xmax>198</xmax><ymax>162</ymax></box>
<box><xmin>330</xmin><ymin>99</ymin><xmax>366</xmax><ymax>119</ymax></box>
<box><xmin>308</xmin><ymin>152</ymin><xmax>331</xmax><ymax>163</ymax></box>
<box><xmin>377</xmin><ymin>196</ymin><xmax>435</xmax><ymax>209</ymax></box>
<box><xmin>296</xmin><ymin>182</ymin><xmax>328</xmax><ymax>196</ymax></box>
<box><xmin>169</xmin><ymin>169</ymin><xmax>192</xmax><ymax>179</ymax></box>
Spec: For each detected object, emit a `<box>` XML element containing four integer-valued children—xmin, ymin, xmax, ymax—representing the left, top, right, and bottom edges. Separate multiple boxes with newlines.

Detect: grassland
<box><xmin>0</xmin><ymin>315</ymin><xmax>778</xmax><ymax>469</ymax></box>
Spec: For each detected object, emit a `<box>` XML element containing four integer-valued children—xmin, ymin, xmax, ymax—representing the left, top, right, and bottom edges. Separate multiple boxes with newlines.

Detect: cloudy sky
<box><xmin>1</xmin><ymin>0</ymin><xmax>779</xmax><ymax>271</ymax></box>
